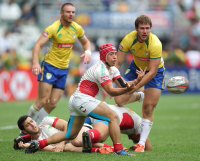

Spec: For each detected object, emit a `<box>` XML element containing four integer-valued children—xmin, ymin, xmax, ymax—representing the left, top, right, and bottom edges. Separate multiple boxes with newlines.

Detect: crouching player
<box><xmin>84</xmin><ymin>103</ymin><xmax>152</xmax><ymax>151</ymax></box>
<box><xmin>14</xmin><ymin>115</ymin><xmax>113</xmax><ymax>153</ymax></box>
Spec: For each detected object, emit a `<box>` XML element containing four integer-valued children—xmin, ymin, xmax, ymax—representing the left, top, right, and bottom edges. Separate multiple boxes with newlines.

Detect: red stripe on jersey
<box><xmin>80</xmin><ymin>80</ymin><xmax>99</xmax><ymax>97</ymax></box>
<box><xmin>112</xmin><ymin>75</ymin><xmax>122</xmax><ymax>81</ymax></box>
<box><xmin>101</xmin><ymin>80</ymin><xmax>112</xmax><ymax>87</ymax></box>
<box><xmin>52</xmin><ymin>118</ymin><xmax>60</xmax><ymax>127</ymax></box>
<box><xmin>120</xmin><ymin>113</ymin><xmax>134</xmax><ymax>130</ymax></box>
<box><xmin>57</xmin><ymin>43</ymin><xmax>73</xmax><ymax>48</ymax></box>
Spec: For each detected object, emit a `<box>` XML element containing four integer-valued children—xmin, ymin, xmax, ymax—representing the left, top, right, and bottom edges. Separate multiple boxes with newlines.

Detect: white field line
<box><xmin>0</xmin><ymin>125</ymin><xmax>18</xmax><ymax>130</ymax></box>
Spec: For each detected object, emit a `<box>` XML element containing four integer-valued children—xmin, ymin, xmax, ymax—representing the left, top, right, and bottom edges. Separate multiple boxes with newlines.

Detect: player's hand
<box><xmin>53</xmin><ymin>142</ymin><xmax>65</xmax><ymax>152</ymax></box>
<box><xmin>126</xmin><ymin>82</ymin><xmax>135</xmax><ymax>92</ymax></box>
<box><xmin>18</xmin><ymin>141</ymin><xmax>31</xmax><ymax>149</ymax></box>
<box><xmin>14</xmin><ymin>136</ymin><xmax>25</xmax><ymax>150</ymax></box>
<box><xmin>80</xmin><ymin>52</ymin><xmax>91</xmax><ymax>64</ymax></box>
<box><xmin>136</xmin><ymin>67</ymin><xmax>146</xmax><ymax>82</ymax></box>
<box><xmin>32</xmin><ymin>63</ymin><xmax>41</xmax><ymax>76</ymax></box>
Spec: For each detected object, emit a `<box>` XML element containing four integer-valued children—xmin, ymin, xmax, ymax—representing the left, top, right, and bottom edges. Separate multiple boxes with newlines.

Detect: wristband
<box><xmin>85</xmin><ymin>50</ymin><xmax>92</xmax><ymax>55</ymax></box>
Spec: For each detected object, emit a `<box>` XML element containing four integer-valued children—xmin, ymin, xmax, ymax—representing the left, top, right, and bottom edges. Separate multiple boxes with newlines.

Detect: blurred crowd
<box><xmin>0</xmin><ymin>0</ymin><xmax>200</xmax><ymax>73</ymax></box>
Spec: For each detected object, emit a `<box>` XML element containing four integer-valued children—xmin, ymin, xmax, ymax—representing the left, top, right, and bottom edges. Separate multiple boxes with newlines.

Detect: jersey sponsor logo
<box><xmin>58</xmin><ymin>34</ymin><xmax>62</xmax><ymax>38</ymax></box>
<box><xmin>42</xmin><ymin>31</ymin><xmax>49</xmax><ymax>37</ymax></box>
<box><xmin>100</xmin><ymin>75</ymin><xmax>110</xmax><ymax>81</ymax></box>
<box><xmin>57</xmin><ymin>43</ymin><xmax>73</xmax><ymax>48</ymax></box>
<box><xmin>46</xmin><ymin>73</ymin><xmax>52</xmax><ymax>80</ymax></box>
<box><xmin>135</xmin><ymin>56</ymin><xmax>150</xmax><ymax>61</ymax></box>
<box><xmin>119</xmin><ymin>44</ymin><xmax>124</xmax><ymax>50</ymax></box>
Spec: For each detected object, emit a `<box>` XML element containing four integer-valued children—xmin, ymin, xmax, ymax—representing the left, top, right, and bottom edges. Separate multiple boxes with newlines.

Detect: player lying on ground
<box><xmin>82</xmin><ymin>102</ymin><xmax>152</xmax><ymax>151</ymax></box>
<box><xmin>24</xmin><ymin>43</ymin><xmax>146</xmax><ymax>156</ymax></box>
<box><xmin>14</xmin><ymin>115</ymin><xmax>113</xmax><ymax>153</ymax></box>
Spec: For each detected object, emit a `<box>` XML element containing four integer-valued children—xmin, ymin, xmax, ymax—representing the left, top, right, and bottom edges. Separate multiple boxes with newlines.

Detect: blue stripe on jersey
<box><xmin>65</xmin><ymin>116</ymin><xmax>76</xmax><ymax>138</ymax></box>
<box><xmin>89</xmin><ymin>112</ymin><xmax>110</xmax><ymax>122</ymax></box>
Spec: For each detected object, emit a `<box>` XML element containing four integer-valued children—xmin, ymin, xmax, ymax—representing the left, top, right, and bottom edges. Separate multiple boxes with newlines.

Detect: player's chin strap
<box><xmin>105</xmin><ymin>62</ymin><xmax>111</xmax><ymax>67</ymax></box>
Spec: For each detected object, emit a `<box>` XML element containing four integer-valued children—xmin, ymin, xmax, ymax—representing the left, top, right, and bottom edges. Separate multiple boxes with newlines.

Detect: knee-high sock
<box><xmin>138</xmin><ymin>118</ymin><xmax>153</xmax><ymax>147</ymax></box>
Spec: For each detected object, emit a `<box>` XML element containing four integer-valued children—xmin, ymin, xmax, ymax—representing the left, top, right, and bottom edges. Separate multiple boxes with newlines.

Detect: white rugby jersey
<box><xmin>34</xmin><ymin>116</ymin><xmax>70</xmax><ymax>145</ymax></box>
<box><xmin>91</xmin><ymin>104</ymin><xmax>142</xmax><ymax>135</ymax></box>
<box><xmin>76</xmin><ymin>61</ymin><xmax>122</xmax><ymax>97</ymax></box>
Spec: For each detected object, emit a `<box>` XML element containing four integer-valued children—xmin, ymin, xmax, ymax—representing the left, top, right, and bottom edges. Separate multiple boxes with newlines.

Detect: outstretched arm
<box><xmin>79</xmin><ymin>35</ymin><xmax>91</xmax><ymax>64</ymax></box>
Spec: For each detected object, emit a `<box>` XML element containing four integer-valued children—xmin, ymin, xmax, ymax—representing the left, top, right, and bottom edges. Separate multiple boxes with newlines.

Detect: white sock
<box><xmin>138</xmin><ymin>92</ymin><xmax>145</xmax><ymax>102</ymax></box>
<box><xmin>28</xmin><ymin>105</ymin><xmax>39</xmax><ymax>119</ymax></box>
<box><xmin>138</xmin><ymin>118</ymin><xmax>153</xmax><ymax>147</ymax></box>
<box><xmin>35</xmin><ymin>108</ymin><xmax>49</xmax><ymax>125</ymax></box>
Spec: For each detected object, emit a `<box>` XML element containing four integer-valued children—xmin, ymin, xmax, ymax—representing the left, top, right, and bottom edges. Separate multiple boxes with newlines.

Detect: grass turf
<box><xmin>0</xmin><ymin>94</ymin><xmax>200</xmax><ymax>161</ymax></box>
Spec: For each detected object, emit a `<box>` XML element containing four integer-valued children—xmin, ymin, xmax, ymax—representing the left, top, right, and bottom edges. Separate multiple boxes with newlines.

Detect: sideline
<box><xmin>0</xmin><ymin>125</ymin><xmax>18</xmax><ymax>130</ymax></box>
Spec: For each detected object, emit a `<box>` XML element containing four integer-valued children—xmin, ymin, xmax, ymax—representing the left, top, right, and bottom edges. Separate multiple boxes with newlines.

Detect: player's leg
<box><xmin>44</xmin><ymin>88</ymin><xmax>64</xmax><ymax>113</ymax></box>
<box><xmin>41</xmin><ymin>116</ymin><xmax>86</xmax><ymax>147</ymax></box>
<box><xmin>93</xmin><ymin>120</ymin><xmax>109</xmax><ymax>142</ymax></box>
<box><xmin>114</xmin><ymin>92</ymin><xmax>144</xmax><ymax>106</ymax></box>
<box><xmin>28</xmin><ymin>81</ymin><xmax>52</xmax><ymax>122</ymax></box>
<box><xmin>135</xmin><ymin>88</ymin><xmax>161</xmax><ymax>152</ymax></box>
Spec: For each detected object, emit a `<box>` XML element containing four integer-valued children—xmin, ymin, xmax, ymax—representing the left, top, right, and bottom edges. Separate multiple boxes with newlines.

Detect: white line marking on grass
<box><xmin>0</xmin><ymin>125</ymin><xmax>18</xmax><ymax>130</ymax></box>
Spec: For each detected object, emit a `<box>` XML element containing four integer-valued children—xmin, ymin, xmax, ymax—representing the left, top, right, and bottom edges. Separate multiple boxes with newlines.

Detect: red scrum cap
<box><xmin>99</xmin><ymin>44</ymin><xmax>117</xmax><ymax>62</ymax></box>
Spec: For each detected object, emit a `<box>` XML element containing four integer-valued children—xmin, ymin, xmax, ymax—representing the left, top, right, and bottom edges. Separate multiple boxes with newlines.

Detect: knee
<box><xmin>143</xmin><ymin>104</ymin><xmax>155</xmax><ymax>116</ymax></box>
<box><xmin>72</xmin><ymin>139</ymin><xmax>82</xmax><ymax>147</ymax></box>
<box><xmin>48</xmin><ymin>98</ymin><xmax>59</xmax><ymax>108</ymax></box>
<box><xmin>114</xmin><ymin>97</ymin><xmax>123</xmax><ymax>106</ymax></box>
<box><xmin>38</xmin><ymin>97</ymin><xmax>49</xmax><ymax>107</ymax></box>
<box><xmin>109</xmin><ymin>111</ymin><xmax>119</xmax><ymax>122</ymax></box>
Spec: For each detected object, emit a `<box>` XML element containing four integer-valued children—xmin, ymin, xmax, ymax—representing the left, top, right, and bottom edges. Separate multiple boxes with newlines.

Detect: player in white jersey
<box><xmin>85</xmin><ymin>103</ymin><xmax>152</xmax><ymax>151</ymax></box>
<box><xmin>26</xmin><ymin>43</ymin><xmax>145</xmax><ymax>156</ymax></box>
<box><xmin>15</xmin><ymin>115</ymin><xmax>113</xmax><ymax>153</ymax></box>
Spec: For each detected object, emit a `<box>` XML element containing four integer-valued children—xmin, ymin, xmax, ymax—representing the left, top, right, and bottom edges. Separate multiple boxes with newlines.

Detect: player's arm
<box><xmin>79</xmin><ymin>35</ymin><xmax>91</xmax><ymax>64</ymax></box>
<box><xmin>103</xmin><ymin>81</ymin><xmax>134</xmax><ymax>96</ymax></box>
<box><xmin>115</xmin><ymin>49</ymin><xmax>127</xmax><ymax>70</ymax></box>
<box><xmin>53</xmin><ymin>118</ymin><xmax>68</xmax><ymax>132</ymax></box>
<box><xmin>32</xmin><ymin>34</ymin><xmax>49</xmax><ymax>75</ymax></box>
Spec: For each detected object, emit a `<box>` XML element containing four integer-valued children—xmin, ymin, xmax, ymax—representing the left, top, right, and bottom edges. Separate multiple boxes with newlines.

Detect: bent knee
<box><xmin>109</xmin><ymin>111</ymin><xmax>118</xmax><ymax>121</ymax></box>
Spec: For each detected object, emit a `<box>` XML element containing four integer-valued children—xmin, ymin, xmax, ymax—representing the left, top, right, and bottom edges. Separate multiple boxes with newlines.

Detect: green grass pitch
<box><xmin>0</xmin><ymin>94</ymin><xmax>200</xmax><ymax>161</ymax></box>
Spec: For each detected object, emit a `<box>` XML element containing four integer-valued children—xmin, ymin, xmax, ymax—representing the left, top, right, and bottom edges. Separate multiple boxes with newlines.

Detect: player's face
<box><xmin>61</xmin><ymin>5</ymin><xmax>75</xmax><ymax>23</ymax></box>
<box><xmin>23</xmin><ymin>117</ymin><xmax>39</xmax><ymax>134</ymax></box>
<box><xmin>136</xmin><ymin>23</ymin><xmax>151</xmax><ymax>43</ymax></box>
<box><xmin>107</xmin><ymin>51</ymin><xmax>117</xmax><ymax>66</ymax></box>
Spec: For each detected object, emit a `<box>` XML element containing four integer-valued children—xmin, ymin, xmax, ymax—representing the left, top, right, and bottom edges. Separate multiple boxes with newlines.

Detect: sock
<box><xmin>138</xmin><ymin>118</ymin><xmax>153</xmax><ymax>147</ymax></box>
<box><xmin>38</xmin><ymin>139</ymin><xmax>48</xmax><ymax>149</ymax></box>
<box><xmin>35</xmin><ymin>108</ymin><xmax>49</xmax><ymax>125</ymax></box>
<box><xmin>28</xmin><ymin>105</ymin><xmax>39</xmax><ymax>119</ymax></box>
<box><xmin>114</xmin><ymin>143</ymin><xmax>123</xmax><ymax>153</ymax></box>
<box><xmin>23</xmin><ymin>134</ymin><xmax>31</xmax><ymax>142</ymax></box>
<box><xmin>88</xmin><ymin>129</ymin><xmax>102</xmax><ymax>143</ymax></box>
<box><xmin>138</xmin><ymin>92</ymin><xmax>145</xmax><ymax>102</ymax></box>
<box><xmin>92</xmin><ymin>147</ymin><xmax>99</xmax><ymax>152</ymax></box>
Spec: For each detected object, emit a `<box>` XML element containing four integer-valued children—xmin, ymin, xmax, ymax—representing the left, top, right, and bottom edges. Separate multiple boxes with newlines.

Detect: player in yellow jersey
<box><xmin>28</xmin><ymin>3</ymin><xmax>92</xmax><ymax>125</ymax></box>
<box><xmin>115</xmin><ymin>15</ymin><xmax>166</xmax><ymax>152</ymax></box>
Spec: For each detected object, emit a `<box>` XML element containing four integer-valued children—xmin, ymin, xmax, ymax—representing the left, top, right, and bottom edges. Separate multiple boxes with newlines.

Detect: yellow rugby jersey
<box><xmin>43</xmin><ymin>20</ymin><xmax>84</xmax><ymax>69</ymax></box>
<box><xmin>119</xmin><ymin>31</ymin><xmax>164</xmax><ymax>71</ymax></box>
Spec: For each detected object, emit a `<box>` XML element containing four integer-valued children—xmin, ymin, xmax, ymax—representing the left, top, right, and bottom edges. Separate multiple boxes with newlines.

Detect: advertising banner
<box><xmin>0</xmin><ymin>70</ymin><xmax>38</xmax><ymax>101</ymax></box>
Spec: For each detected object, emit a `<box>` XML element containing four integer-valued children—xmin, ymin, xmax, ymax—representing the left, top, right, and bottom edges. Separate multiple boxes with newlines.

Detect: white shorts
<box><xmin>69</xmin><ymin>91</ymin><xmax>101</xmax><ymax>116</ymax></box>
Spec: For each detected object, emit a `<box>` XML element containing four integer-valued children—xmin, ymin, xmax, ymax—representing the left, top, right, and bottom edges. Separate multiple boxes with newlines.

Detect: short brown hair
<box><xmin>135</xmin><ymin>15</ymin><xmax>152</xmax><ymax>29</ymax></box>
<box><xmin>61</xmin><ymin>3</ymin><xmax>74</xmax><ymax>11</ymax></box>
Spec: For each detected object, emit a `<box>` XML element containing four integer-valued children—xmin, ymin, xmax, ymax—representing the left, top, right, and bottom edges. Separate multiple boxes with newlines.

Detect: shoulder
<box><xmin>149</xmin><ymin>33</ymin><xmax>162</xmax><ymax>47</ymax></box>
<box><xmin>71</xmin><ymin>21</ymin><xmax>83</xmax><ymax>30</ymax></box>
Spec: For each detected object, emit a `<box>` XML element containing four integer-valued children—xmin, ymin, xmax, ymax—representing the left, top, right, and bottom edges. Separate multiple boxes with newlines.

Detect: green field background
<box><xmin>0</xmin><ymin>94</ymin><xmax>200</xmax><ymax>161</ymax></box>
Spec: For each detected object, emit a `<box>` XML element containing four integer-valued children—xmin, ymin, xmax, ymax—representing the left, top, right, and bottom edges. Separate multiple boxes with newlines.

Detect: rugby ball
<box><xmin>166</xmin><ymin>76</ymin><xmax>189</xmax><ymax>94</ymax></box>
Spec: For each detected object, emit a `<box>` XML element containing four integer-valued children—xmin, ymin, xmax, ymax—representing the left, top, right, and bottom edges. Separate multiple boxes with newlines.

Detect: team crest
<box><xmin>131</xmin><ymin>49</ymin><xmax>136</xmax><ymax>53</ymax></box>
<box><xmin>46</xmin><ymin>73</ymin><xmax>52</xmax><ymax>80</ymax></box>
<box><xmin>125</xmin><ymin>69</ymin><xmax>130</xmax><ymax>75</ymax></box>
<box><xmin>58</xmin><ymin>34</ymin><xmax>62</xmax><ymax>38</ymax></box>
<box><xmin>72</xmin><ymin>33</ymin><xmax>76</xmax><ymax>39</ymax></box>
